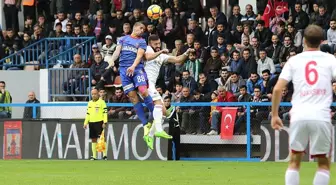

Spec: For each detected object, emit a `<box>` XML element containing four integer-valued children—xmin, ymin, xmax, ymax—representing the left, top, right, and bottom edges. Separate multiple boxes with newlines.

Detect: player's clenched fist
<box><xmin>271</xmin><ymin>116</ymin><xmax>283</xmax><ymax>130</ymax></box>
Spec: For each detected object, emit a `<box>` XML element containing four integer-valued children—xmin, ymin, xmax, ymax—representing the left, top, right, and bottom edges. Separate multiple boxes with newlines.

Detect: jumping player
<box><xmin>271</xmin><ymin>25</ymin><xmax>336</xmax><ymax>185</ymax></box>
<box><xmin>107</xmin><ymin>22</ymin><xmax>168</xmax><ymax>138</ymax></box>
<box><xmin>143</xmin><ymin>34</ymin><xmax>193</xmax><ymax>149</ymax></box>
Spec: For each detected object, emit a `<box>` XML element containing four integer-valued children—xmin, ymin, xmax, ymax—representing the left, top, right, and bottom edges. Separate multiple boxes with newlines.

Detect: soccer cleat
<box><xmin>103</xmin><ymin>156</ymin><xmax>108</xmax><ymax>160</ymax></box>
<box><xmin>155</xmin><ymin>131</ymin><xmax>173</xmax><ymax>139</ymax></box>
<box><xmin>143</xmin><ymin>135</ymin><xmax>154</xmax><ymax>150</ymax></box>
<box><xmin>143</xmin><ymin>122</ymin><xmax>152</xmax><ymax>136</ymax></box>
<box><xmin>90</xmin><ymin>156</ymin><xmax>97</xmax><ymax>160</ymax></box>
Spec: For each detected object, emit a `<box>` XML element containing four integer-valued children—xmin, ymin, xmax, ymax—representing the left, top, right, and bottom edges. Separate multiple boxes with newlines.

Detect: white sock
<box><xmin>285</xmin><ymin>169</ymin><xmax>299</xmax><ymax>185</ymax></box>
<box><xmin>153</xmin><ymin>105</ymin><xmax>163</xmax><ymax>132</ymax></box>
<box><xmin>313</xmin><ymin>169</ymin><xmax>330</xmax><ymax>185</ymax></box>
<box><xmin>148</xmin><ymin>123</ymin><xmax>156</xmax><ymax>137</ymax></box>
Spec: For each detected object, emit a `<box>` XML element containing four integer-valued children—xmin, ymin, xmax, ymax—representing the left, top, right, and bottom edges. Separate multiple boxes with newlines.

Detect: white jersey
<box><xmin>144</xmin><ymin>46</ymin><xmax>170</xmax><ymax>84</ymax></box>
<box><xmin>279</xmin><ymin>51</ymin><xmax>336</xmax><ymax>122</ymax></box>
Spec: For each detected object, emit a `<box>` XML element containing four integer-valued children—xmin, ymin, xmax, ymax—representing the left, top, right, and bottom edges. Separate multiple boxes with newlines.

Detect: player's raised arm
<box><xmin>144</xmin><ymin>49</ymin><xmax>169</xmax><ymax>61</ymax></box>
<box><xmin>167</xmin><ymin>48</ymin><xmax>195</xmax><ymax>64</ymax></box>
<box><xmin>106</xmin><ymin>45</ymin><xmax>122</xmax><ymax>69</ymax></box>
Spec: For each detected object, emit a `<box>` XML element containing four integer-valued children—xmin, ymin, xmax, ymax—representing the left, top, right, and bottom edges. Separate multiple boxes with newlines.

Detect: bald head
<box><xmin>303</xmin><ymin>25</ymin><xmax>324</xmax><ymax>49</ymax></box>
<box><xmin>28</xmin><ymin>91</ymin><xmax>36</xmax><ymax>100</ymax></box>
<box><xmin>91</xmin><ymin>89</ymin><xmax>99</xmax><ymax>101</ymax></box>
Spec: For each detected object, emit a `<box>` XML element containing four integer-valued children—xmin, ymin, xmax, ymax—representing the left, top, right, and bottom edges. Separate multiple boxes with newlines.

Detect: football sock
<box><xmin>153</xmin><ymin>105</ymin><xmax>163</xmax><ymax>132</ymax></box>
<box><xmin>313</xmin><ymin>169</ymin><xmax>330</xmax><ymax>185</ymax></box>
<box><xmin>103</xmin><ymin>143</ymin><xmax>107</xmax><ymax>157</ymax></box>
<box><xmin>149</xmin><ymin>124</ymin><xmax>156</xmax><ymax>137</ymax></box>
<box><xmin>134</xmin><ymin>102</ymin><xmax>148</xmax><ymax>125</ymax></box>
<box><xmin>91</xmin><ymin>143</ymin><xmax>97</xmax><ymax>159</ymax></box>
<box><xmin>143</xmin><ymin>95</ymin><xmax>154</xmax><ymax>112</ymax></box>
<box><xmin>285</xmin><ymin>168</ymin><xmax>299</xmax><ymax>185</ymax></box>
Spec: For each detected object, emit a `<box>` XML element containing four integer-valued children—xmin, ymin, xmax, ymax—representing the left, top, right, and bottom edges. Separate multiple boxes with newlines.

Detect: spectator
<box><xmin>228</xmin><ymin>5</ymin><xmax>243</xmax><ymax>31</ymax></box>
<box><xmin>54</xmin><ymin>12</ymin><xmax>69</xmax><ymax>32</ymax></box>
<box><xmin>91</xmin><ymin>10</ymin><xmax>108</xmax><ymax>42</ymax></box>
<box><xmin>215</xmin><ymin>69</ymin><xmax>230</xmax><ymax>86</ymax></box>
<box><xmin>251</xmin><ymin>37</ymin><xmax>260</xmax><ymax>61</ymax></box>
<box><xmin>0</xmin><ymin>81</ymin><xmax>12</xmax><ymax>118</ymax></box>
<box><xmin>207</xmin><ymin>86</ymin><xmax>236</xmax><ymax>135</ymax></box>
<box><xmin>63</xmin><ymin>54</ymin><xmax>88</xmax><ymax>98</ymax></box>
<box><xmin>241</xmin><ymin>24</ymin><xmax>254</xmax><ymax>43</ymax></box>
<box><xmin>4</xmin><ymin>0</ymin><xmax>20</xmax><ymax>32</ymax></box>
<box><xmin>190</xmin><ymin>90</ymin><xmax>207</xmax><ymax>134</ymax></box>
<box><xmin>327</xmin><ymin>19</ymin><xmax>336</xmax><ymax>54</ymax></box>
<box><xmin>220</xmin><ymin>52</ymin><xmax>231</xmax><ymax>70</ymax></box>
<box><xmin>89</xmin><ymin>0</ymin><xmax>109</xmax><ymax>20</ymax></box>
<box><xmin>193</xmin><ymin>40</ymin><xmax>206</xmax><ymax>63</ymax></box>
<box><xmin>257</xmin><ymin>49</ymin><xmax>275</xmax><ymax>76</ymax></box>
<box><xmin>178</xmin><ymin>87</ymin><xmax>194</xmax><ymax>134</ymax></box>
<box><xmin>204</xmin><ymin>17</ymin><xmax>216</xmax><ymax>49</ymax></box>
<box><xmin>108</xmin><ymin>88</ymin><xmax>134</xmax><ymax>119</ymax></box>
<box><xmin>279</xmin><ymin>35</ymin><xmax>296</xmax><ymax>64</ymax></box>
<box><xmin>240</xmin><ymin>48</ymin><xmax>257</xmax><ymax>80</ymax></box>
<box><xmin>128</xmin><ymin>8</ymin><xmax>146</xmax><ymax>27</ymax></box>
<box><xmin>229</xmin><ymin>50</ymin><xmax>243</xmax><ymax>73</ymax></box>
<box><xmin>36</xmin><ymin>15</ymin><xmax>51</xmax><ymax>38</ymax></box>
<box><xmin>309</xmin><ymin>3</ymin><xmax>319</xmax><ymax>24</ymax></box>
<box><xmin>254</xmin><ymin>20</ymin><xmax>272</xmax><ymax>48</ymax></box>
<box><xmin>212</xmin><ymin>23</ymin><xmax>231</xmax><ymax>46</ymax></box>
<box><xmin>241</xmin><ymin>4</ymin><xmax>256</xmax><ymax>26</ymax></box>
<box><xmin>167</xmin><ymin>72</ymin><xmax>182</xmax><ymax>93</ymax></box>
<box><xmin>49</xmin><ymin>23</ymin><xmax>65</xmax><ymax>37</ymax></box>
<box><xmin>182</xmin><ymin>33</ymin><xmax>195</xmax><ymax>53</ymax></box>
<box><xmin>286</xmin><ymin>23</ymin><xmax>303</xmax><ymax>48</ymax></box>
<box><xmin>213</xmin><ymin>35</ymin><xmax>227</xmax><ymax>55</ymax></box>
<box><xmin>158</xmin><ymin>7</ymin><xmax>181</xmax><ymax>50</ymax></box>
<box><xmin>181</xmin><ymin>70</ymin><xmax>197</xmax><ymax>95</ymax></box>
<box><xmin>246</xmin><ymin>72</ymin><xmax>263</xmax><ymax>95</ymax></box>
<box><xmin>186</xmin><ymin>19</ymin><xmax>204</xmax><ymax>45</ymax></box>
<box><xmin>224</xmin><ymin>72</ymin><xmax>246</xmax><ymax>98</ymax></box>
<box><xmin>23</xmin><ymin>91</ymin><xmax>40</xmax><ymax>119</ymax></box>
<box><xmin>234</xmin><ymin>85</ymin><xmax>252</xmax><ymax>134</ymax></box>
<box><xmin>292</xmin><ymin>2</ymin><xmax>309</xmax><ymax>31</ymax></box>
<box><xmin>261</xmin><ymin>69</ymin><xmax>272</xmax><ymax>94</ymax></box>
<box><xmin>90</xmin><ymin>53</ymin><xmax>111</xmax><ymax>90</ymax></box>
<box><xmin>203</xmin><ymin>47</ymin><xmax>221</xmax><ymax>81</ymax></box>
<box><xmin>198</xmin><ymin>73</ymin><xmax>217</xmax><ymax>98</ymax></box>
<box><xmin>232</xmin><ymin>23</ymin><xmax>243</xmax><ymax>44</ymax></box>
<box><xmin>110</xmin><ymin>0</ymin><xmax>126</xmax><ymax>16</ymax></box>
<box><xmin>266</xmin><ymin>35</ymin><xmax>282</xmax><ymax>66</ymax></box>
<box><xmin>183</xmin><ymin>52</ymin><xmax>201</xmax><ymax>82</ymax></box>
<box><xmin>171</xmin><ymin>82</ymin><xmax>183</xmax><ymax>102</ymax></box>
<box><xmin>315</xmin><ymin>5</ymin><xmax>330</xmax><ymax>31</ymax></box>
<box><xmin>99</xmin><ymin>89</ymin><xmax>109</xmax><ymax>102</ymax></box>
<box><xmin>209</xmin><ymin>91</ymin><xmax>218</xmax><ymax>125</ymax></box>
<box><xmin>101</xmin><ymin>35</ymin><xmax>116</xmax><ymax>62</ymax></box>
<box><xmin>210</xmin><ymin>6</ymin><xmax>227</xmax><ymax>26</ymax></box>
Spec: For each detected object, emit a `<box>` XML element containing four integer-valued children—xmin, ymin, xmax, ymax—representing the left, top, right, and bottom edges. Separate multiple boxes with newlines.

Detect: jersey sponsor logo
<box><xmin>300</xmin><ymin>88</ymin><xmax>327</xmax><ymax>97</ymax></box>
<box><xmin>122</xmin><ymin>45</ymin><xmax>137</xmax><ymax>53</ymax></box>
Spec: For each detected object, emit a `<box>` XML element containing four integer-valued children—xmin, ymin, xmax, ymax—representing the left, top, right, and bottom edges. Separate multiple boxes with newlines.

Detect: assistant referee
<box><xmin>84</xmin><ymin>89</ymin><xmax>108</xmax><ymax>160</ymax></box>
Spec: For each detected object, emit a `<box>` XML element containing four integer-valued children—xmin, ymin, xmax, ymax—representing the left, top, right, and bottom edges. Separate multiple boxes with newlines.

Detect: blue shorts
<box><xmin>119</xmin><ymin>67</ymin><xmax>148</xmax><ymax>94</ymax></box>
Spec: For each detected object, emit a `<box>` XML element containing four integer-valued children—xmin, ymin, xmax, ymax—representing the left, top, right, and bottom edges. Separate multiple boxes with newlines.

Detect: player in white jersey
<box><xmin>143</xmin><ymin>34</ymin><xmax>193</xmax><ymax>150</ymax></box>
<box><xmin>271</xmin><ymin>25</ymin><xmax>336</xmax><ymax>185</ymax></box>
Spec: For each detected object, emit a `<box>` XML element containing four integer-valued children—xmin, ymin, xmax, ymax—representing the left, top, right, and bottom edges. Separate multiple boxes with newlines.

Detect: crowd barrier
<box><xmin>0</xmin><ymin>37</ymin><xmax>95</xmax><ymax>69</ymax></box>
<box><xmin>49</xmin><ymin>68</ymin><xmax>92</xmax><ymax>101</ymax></box>
<box><xmin>0</xmin><ymin>102</ymin><xmax>335</xmax><ymax>162</ymax></box>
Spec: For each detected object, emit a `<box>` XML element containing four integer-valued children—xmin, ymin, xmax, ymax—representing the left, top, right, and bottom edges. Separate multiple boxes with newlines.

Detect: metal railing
<box><xmin>48</xmin><ymin>68</ymin><xmax>92</xmax><ymax>101</ymax></box>
<box><xmin>0</xmin><ymin>37</ymin><xmax>95</xmax><ymax>69</ymax></box>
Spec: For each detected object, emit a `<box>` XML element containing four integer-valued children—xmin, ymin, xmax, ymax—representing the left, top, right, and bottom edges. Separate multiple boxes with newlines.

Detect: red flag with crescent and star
<box><xmin>261</xmin><ymin>0</ymin><xmax>275</xmax><ymax>28</ymax></box>
<box><xmin>274</xmin><ymin>1</ymin><xmax>289</xmax><ymax>16</ymax></box>
<box><xmin>220</xmin><ymin>107</ymin><xmax>238</xmax><ymax>140</ymax></box>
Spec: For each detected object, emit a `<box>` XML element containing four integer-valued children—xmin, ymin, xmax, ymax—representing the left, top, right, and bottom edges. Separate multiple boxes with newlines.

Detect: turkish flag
<box><xmin>220</xmin><ymin>107</ymin><xmax>238</xmax><ymax>140</ymax></box>
<box><xmin>274</xmin><ymin>1</ymin><xmax>289</xmax><ymax>16</ymax></box>
<box><xmin>261</xmin><ymin>0</ymin><xmax>275</xmax><ymax>28</ymax></box>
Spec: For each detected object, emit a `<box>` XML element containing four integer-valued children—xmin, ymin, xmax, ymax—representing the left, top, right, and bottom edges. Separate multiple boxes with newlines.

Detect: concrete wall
<box><xmin>0</xmin><ymin>71</ymin><xmax>40</xmax><ymax>118</ymax></box>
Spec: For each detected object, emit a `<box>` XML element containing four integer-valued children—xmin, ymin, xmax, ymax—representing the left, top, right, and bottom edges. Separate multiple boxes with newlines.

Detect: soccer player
<box><xmin>271</xmin><ymin>25</ymin><xmax>336</xmax><ymax>185</ymax></box>
<box><xmin>83</xmin><ymin>89</ymin><xmax>108</xmax><ymax>160</ymax></box>
<box><xmin>106</xmin><ymin>22</ymin><xmax>168</xmax><ymax>138</ymax></box>
<box><xmin>143</xmin><ymin>34</ymin><xmax>193</xmax><ymax>149</ymax></box>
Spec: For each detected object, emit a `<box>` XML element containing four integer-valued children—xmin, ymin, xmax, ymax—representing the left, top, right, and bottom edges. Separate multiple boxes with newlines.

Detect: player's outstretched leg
<box><xmin>153</xmin><ymin>103</ymin><xmax>172</xmax><ymax>139</ymax></box>
<box><xmin>285</xmin><ymin>152</ymin><xmax>301</xmax><ymax>185</ymax></box>
<box><xmin>127</xmin><ymin>91</ymin><xmax>151</xmax><ymax>135</ymax></box>
<box><xmin>313</xmin><ymin>157</ymin><xmax>330</xmax><ymax>185</ymax></box>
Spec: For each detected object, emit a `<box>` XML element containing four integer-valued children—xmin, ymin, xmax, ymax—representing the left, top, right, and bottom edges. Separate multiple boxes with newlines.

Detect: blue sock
<box><xmin>143</xmin><ymin>95</ymin><xmax>154</xmax><ymax>121</ymax></box>
<box><xmin>134</xmin><ymin>102</ymin><xmax>148</xmax><ymax>125</ymax></box>
<box><xmin>143</xmin><ymin>95</ymin><xmax>154</xmax><ymax>112</ymax></box>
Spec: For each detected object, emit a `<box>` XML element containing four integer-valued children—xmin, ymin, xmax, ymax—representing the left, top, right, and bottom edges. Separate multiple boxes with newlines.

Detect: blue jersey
<box><xmin>118</xmin><ymin>35</ymin><xmax>147</xmax><ymax>68</ymax></box>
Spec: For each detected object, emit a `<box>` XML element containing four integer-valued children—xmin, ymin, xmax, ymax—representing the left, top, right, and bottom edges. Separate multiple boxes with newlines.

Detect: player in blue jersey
<box><xmin>106</xmin><ymin>22</ymin><xmax>168</xmax><ymax>139</ymax></box>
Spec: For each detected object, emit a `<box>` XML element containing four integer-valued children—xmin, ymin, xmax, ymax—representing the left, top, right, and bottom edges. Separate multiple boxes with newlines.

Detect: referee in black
<box><xmin>83</xmin><ymin>89</ymin><xmax>108</xmax><ymax>160</ymax></box>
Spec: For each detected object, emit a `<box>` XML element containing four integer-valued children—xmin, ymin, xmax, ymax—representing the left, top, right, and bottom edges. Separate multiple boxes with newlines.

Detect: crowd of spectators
<box><xmin>2</xmin><ymin>0</ymin><xmax>336</xmax><ymax>135</ymax></box>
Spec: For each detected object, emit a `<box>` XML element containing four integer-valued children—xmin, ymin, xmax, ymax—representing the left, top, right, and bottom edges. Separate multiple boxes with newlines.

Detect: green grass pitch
<box><xmin>0</xmin><ymin>160</ymin><xmax>335</xmax><ymax>185</ymax></box>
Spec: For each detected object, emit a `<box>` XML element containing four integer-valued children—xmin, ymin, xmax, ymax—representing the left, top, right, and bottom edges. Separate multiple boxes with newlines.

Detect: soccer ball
<box><xmin>147</xmin><ymin>4</ymin><xmax>162</xmax><ymax>20</ymax></box>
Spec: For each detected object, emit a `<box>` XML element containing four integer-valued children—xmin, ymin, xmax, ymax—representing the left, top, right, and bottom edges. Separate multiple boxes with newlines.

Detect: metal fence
<box><xmin>0</xmin><ymin>37</ymin><xmax>95</xmax><ymax>69</ymax></box>
<box><xmin>0</xmin><ymin>102</ymin><xmax>300</xmax><ymax>161</ymax></box>
<box><xmin>48</xmin><ymin>68</ymin><xmax>92</xmax><ymax>101</ymax></box>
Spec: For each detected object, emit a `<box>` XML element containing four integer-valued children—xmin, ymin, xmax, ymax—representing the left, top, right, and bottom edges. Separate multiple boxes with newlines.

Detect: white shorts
<box><xmin>148</xmin><ymin>82</ymin><xmax>163</xmax><ymax>102</ymax></box>
<box><xmin>289</xmin><ymin>120</ymin><xmax>333</xmax><ymax>158</ymax></box>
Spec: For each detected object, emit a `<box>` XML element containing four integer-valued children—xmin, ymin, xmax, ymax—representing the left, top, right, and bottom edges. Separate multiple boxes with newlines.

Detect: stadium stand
<box><xmin>1</xmin><ymin>0</ymin><xmax>336</xmax><ymax>141</ymax></box>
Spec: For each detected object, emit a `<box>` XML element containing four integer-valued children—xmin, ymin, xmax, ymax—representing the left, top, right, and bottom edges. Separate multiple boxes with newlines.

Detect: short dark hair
<box><xmin>254</xmin><ymin>85</ymin><xmax>261</xmax><ymax>91</ymax></box>
<box><xmin>231</xmin><ymin>72</ymin><xmax>239</xmax><ymax>76</ymax></box>
<box><xmin>242</xmin><ymin>48</ymin><xmax>250</xmax><ymax>53</ymax></box>
<box><xmin>240</xmin><ymin>85</ymin><xmax>247</xmax><ymax>89</ymax></box>
<box><xmin>262</xmin><ymin>69</ymin><xmax>271</xmax><ymax>75</ymax></box>
<box><xmin>182</xmin><ymin>70</ymin><xmax>190</xmax><ymax>74</ymax></box>
<box><xmin>148</xmin><ymin>34</ymin><xmax>160</xmax><ymax>42</ymax></box>
<box><xmin>303</xmin><ymin>25</ymin><xmax>324</xmax><ymax>48</ymax></box>
<box><xmin>0</xmin><ymin>81</ymin><xmax>5</xmax><ymax>85</ymax></box>
<box><xmin>175</xmin><ymin>82</ymin><xmax>183</xmax><ymax>86</ymax></box>
<box><xmin>257</xmin><ymin>20</ymin><xmax>265</xmax><ymax>26</ymax></box>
